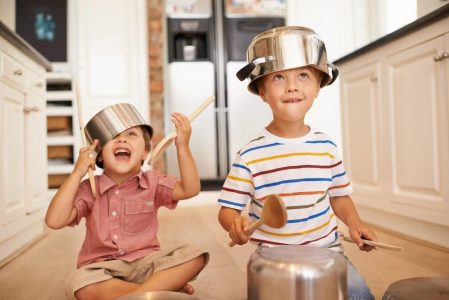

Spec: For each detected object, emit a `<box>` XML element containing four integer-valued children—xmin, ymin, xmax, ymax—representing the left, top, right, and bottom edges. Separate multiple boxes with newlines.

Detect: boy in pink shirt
<box><xmin>45</xmin><ymin>104</ymin><xmax>208</xmax><ymax>300</ymax></box>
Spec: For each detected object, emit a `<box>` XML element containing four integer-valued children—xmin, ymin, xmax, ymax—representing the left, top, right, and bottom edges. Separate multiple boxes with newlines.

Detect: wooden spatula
<box><xmin>229</xmin><ymin>194</ymin><xmax>287</xmax><ymax>247</ymax></box>
<box><xmin>147</xmin><ymin>95</ymin><xmax>215</xmax><ymax>166</ymax></box>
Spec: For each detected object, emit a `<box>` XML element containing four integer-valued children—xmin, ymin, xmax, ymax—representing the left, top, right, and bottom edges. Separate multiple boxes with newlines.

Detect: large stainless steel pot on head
<box><xmin>236</xmin><ymin>26</ymin><xmax>339</xmax><ymax>95</ymax></box>
<box><xmin>248</xmin><ymin>245</ymin><xmax>347</xmax><ymax>300</ymax></box>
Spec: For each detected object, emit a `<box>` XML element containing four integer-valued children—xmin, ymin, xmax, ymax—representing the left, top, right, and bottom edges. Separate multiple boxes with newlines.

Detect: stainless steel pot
<box><xmin>236</xmin><ymin>26</ymin><xmax>339</xmax><ymax>94</ymax></box>
<box><xmin>116</xmin><ymin>291</ymin><xmax>200</xmax><ymax>300</ymax></box>
<box><xmin>84</xmin><ymin>103</ymin><xmax>153</xmax><ymax>151</ymax></box>
<box><xmin>248</xmin><ymin>245</ymin><xmax>347</xmax><ymax>300</ymax></box>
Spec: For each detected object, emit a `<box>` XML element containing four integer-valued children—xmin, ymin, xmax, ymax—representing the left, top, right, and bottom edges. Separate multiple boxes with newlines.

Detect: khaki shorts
<box><xmin>66</xmin><ymin>244</ymin><xmax>209</xmax><ymax>300</ymax></box>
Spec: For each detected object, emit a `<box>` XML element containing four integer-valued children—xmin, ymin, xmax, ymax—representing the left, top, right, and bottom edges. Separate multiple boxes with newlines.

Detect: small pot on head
<box><xmin>84</xmin><ymin>103</ymin><xmax>153</xmax><ymax>167</ymax></box>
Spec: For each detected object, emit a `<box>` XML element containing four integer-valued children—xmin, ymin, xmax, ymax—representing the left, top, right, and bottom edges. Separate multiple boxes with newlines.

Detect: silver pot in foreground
<box><xmin>248</xmin><ymin>245</ymin><xmax>347</xmax><ymax>300</ymax></box>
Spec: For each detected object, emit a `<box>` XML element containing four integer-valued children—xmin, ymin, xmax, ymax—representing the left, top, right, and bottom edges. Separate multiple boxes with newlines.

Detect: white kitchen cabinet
<box><xmin>0</xmin><ymin>32</ymin><xmax>49</xmax><ymax>264</ymax></box>
<box><xmin>25</xmin><ymin>76</ymin><xmax>47</xmax><ymax>213</ymax></box>
<box><xmin>338</xmin><ymin>15</ymin><xmax>449</xmax><ymax>247</ymax></box>
<box><xmin>382</xmin><ymin>34</ymin><xmax>449</xmax><ymax>224</ymax></box>
<box><xmin>0</xmin><ymin>82</ymin><xmax>25</xmax><ymax>226</ymax></box>
<box><xmin>340</xmin><ymin>61</ymin><xmax>385</xmax><ymax>203</ymax></box>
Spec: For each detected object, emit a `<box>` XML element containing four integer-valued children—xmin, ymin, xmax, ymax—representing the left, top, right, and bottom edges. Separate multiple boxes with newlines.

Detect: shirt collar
<box><xmin>97</xmin><ymin>170</ymin><xmax>149</xmax><ymax>195</ymax></box>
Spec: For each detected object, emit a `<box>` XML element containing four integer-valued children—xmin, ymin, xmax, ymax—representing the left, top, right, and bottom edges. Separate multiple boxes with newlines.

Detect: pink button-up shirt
<box><xmin>71</xmin><ymin>170</ymin><xmax>177</xmax><ymax>268</ymax></box>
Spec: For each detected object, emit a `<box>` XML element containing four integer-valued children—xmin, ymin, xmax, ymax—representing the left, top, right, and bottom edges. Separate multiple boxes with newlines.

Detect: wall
<box><xmin>417</xmin><ymin>0</ymin><xmax>448</xmax><ymax>17</ymax></box>
<box><xmin>0</xmin><ymin>0</ymin><xmax>14</xmax><ymax>29</ymax></box>
<box><xmin>147</xmin><ymin>0</ymin><xmax>166</xmax><ymax>172</ymax></box>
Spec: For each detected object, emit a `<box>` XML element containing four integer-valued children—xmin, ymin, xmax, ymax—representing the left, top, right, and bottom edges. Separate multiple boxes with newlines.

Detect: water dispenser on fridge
<box><xmin>165</xmin><ymin>8</ymin><xmax>218</xmax><ymax>179</ymax></box>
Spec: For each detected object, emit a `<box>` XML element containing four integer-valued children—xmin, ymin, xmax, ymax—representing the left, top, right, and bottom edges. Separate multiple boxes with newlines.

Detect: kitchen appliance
<box><xmin>165</xmin><ymin>0</ymin><xmax>285</xmax><ymax>180</ymax></box>
<box><xmin>247</xmin><ymin>245</ymin><xmax>347</xmax><ymax>300</ymax></box>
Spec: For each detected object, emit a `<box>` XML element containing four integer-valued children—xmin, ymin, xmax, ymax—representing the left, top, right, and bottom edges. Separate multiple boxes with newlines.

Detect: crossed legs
<box><xmin>75</xmin><ymin>254</ymin><xmax>206</xmax><ymax>300</ymax></box>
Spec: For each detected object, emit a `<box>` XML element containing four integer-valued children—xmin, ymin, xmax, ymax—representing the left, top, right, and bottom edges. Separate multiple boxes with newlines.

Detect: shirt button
<box><xmin>119</xmin><ymin>250</ymin><xmax>125</xmax><ymax>255</ymax></box>
<box><xmin>113</xmin><ymin>234</ymin><xmax>118</xmax><ymax>240</ymax></box>
<box><xmin>115</xmin><ymin>190</ymin><xmax>120</xmax><ymax>195</ymax></box>
<box><xmin>112</xmin><ymin>211</ymin><xmax>117</xmax><ymax>217</ymax></box>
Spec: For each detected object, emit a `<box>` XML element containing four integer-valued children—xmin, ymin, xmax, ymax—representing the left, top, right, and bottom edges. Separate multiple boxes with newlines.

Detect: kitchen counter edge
<box><xmin>0</xmin><ymin>20</ymin><xmax>52</xmax><ymax>71</ymax></box>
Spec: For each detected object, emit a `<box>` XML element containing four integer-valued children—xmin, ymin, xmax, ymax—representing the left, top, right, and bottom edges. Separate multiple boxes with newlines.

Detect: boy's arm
<box><xmin>330</xmin><ymin>195</ymin><xmax>377</xmax><ymax>251</ymax></box>
<box><xmin>45</xmin><ymin>141</ymin><xmax>98</xmax><ymax>229</ymax></box>
<box><xmin>170</xmin><ymin>112</ymin><xmax>201</xmax><ymax>201</ymax></box>
<box><xmin>218</xmin><ymin>206</ymin><xmax>251</xmax><ymax>245</ymax></box>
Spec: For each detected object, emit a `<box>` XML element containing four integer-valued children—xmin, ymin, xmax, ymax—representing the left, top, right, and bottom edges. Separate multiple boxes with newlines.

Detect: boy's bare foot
<box><xmin>181</xmin><ymin>284</ymin><xmax>194</xmax><ymax>294</ymax></box>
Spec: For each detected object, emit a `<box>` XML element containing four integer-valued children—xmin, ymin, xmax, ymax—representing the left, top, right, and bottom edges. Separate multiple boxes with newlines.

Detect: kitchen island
<box><xmin>335</xmin><ymin>4</ymin><xmax>449</xmax><ymax>248</ymax></box>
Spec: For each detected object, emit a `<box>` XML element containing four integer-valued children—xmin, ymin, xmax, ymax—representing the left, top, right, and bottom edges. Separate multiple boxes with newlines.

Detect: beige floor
<box><xmin>1</xmin><ymin>191</ymin><xmax>448</xmax><ymax>300</ymax></box>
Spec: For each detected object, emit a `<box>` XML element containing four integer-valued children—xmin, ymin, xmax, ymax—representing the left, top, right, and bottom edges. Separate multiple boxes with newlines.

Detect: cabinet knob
<box><xmin>14</xmin><ymin>69</ymin><xmax>23</xmax><ymax>76</ymax></box>
<box><xmin>434</xmin><ymin>52</ymin><xmax>449</xmax><ymax>61</ymax></box>
<box><xmin>23</xmin><ymin>106</ymin><xmax>40</xmax><ymax>113</ymax></box>
<box><xmin>370</xmin><ymin>76</ymin><xmax>378</xmax><ymax>82</ymax></box>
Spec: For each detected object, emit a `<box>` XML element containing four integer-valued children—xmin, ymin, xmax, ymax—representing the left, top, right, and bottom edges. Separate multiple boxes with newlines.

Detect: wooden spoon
<box><xmin>75</xmin><ymin>80</ymin><xmax>97</xmax><ymax>199</ymax></box>
<box><xmin>147</xmin><ymin>95</ymin><xmax>215</xmax><ymax>166</ymax></box>
<box><xmin>342</xmin><ymin>236</ymin><xmax>403</xmax><ymax>251</ymax></box>
<box><xmin>229</xmin><ymin>194</ymin><xmax>287</xmax><ymax>247</ymax></box>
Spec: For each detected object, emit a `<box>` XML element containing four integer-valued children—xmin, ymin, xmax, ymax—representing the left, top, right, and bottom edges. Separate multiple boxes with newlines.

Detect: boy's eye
<box><xmin>299</xmin><ymin>72</ymin><xmax>309</xmax><ymax>79</ymax></box>
<box><xmin>273</xmin><ymin>74</ymin><xmax>284</xmax><ymax>81</ymax></box>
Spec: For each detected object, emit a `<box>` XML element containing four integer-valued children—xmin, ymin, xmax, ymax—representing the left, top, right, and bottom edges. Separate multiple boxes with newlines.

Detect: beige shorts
<box><xmin>66</xmin><ymin>244</ymin><xmax>209</xmax><ymax>300</ymax></box>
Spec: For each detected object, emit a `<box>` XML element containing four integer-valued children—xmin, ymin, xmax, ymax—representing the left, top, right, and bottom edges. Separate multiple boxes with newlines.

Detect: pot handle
<box><xmin>327</xmin><ymin>62</ymin><xmax>339</xmax><ymax>85</ymax></box>
<box><xmin>236</xmin><ymin>63</ymin><xmax>256</xmax><ymax>81</ymax></box>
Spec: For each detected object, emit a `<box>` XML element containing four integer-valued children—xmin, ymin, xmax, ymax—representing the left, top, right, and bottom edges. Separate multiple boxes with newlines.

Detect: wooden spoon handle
<box><xmin>228</xmin><ymin>219</ymin><xmax>263</xmax><ymax>247</ymax></box>
<box><xmin>343</xmin><ymin>236</ymin><xmax>403</xmax><ymax>251</ymax></box>
<box><xmin>75</xmin><ymin>80</ymin><xmax>97</xmax><ymax>199</ymax></box>
<box><xmin>148</xmin><ymin>96</ymin><xmax>215</xmax><ymax>166</ymax></box>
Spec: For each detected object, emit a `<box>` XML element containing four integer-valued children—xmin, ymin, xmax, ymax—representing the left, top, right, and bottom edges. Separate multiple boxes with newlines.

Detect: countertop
<box><xmin>335</xmin><ymin>3</ymin><xmax>449</xmax><ymax>65</ymax></box>
<box><xmin>0</xmin><ymin>20</ymin><xmax>52</xmax><ymax>71</ymax></box>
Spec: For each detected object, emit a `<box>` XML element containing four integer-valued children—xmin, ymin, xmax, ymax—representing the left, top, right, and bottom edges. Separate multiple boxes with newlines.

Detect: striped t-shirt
<box><xmin>218</xmin><ymin>128</ymin><xmax>352</xmax><ymax>248</ymax></box>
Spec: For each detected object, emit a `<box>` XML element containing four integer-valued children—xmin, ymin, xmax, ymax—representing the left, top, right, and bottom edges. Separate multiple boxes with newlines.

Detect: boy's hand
<box><xmin>74</xmin><ymin>139</ymin><xmax>99</xmax><ymax>179</ymax></box>
<box><xmin>348</xmin><ymin>223</ymin><xmax>378</xmax><ymax>252</ymax></box>
<box><xmin>171</xmin><ymin>112</ymin><xmax>191</xmax><ymax>147</ymax></box>
<box><xmin>229</xmin><ymin>215</ymin><xmax>252</xmax><ymax>245</ymax></box>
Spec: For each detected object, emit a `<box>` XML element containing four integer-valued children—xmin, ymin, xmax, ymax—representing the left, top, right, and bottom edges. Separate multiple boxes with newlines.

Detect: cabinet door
<box><xmin>25</xmin><ymin>91</ymin><xmax>47</xmax><ymax>213</ymax></box>
<box><xmin>340</xmin><ymin>62</ymin><xmax>384</xmax><ymax>206</ymax></box>
<box><xmin>0</xmin><ymin>83</ymin><xmax>25</xmax><ymax>225</ymax></box>
<box><xmin>383</xmin><ymin>36</ymin><xmax>449</xmax><ymax>226</ymax></box>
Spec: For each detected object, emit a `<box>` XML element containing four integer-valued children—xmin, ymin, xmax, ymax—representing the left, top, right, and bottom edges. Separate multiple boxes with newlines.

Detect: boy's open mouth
<box><xmin>114</xmin><ymin>148</ymin><xmax>131</xmax><ymax>160</ymax></box>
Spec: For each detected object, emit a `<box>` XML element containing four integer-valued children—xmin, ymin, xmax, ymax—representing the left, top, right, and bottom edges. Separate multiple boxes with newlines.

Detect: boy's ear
<box><xmin>258</xmin><ymin>86</ymin><xmax>267</xmax><ymax>102</ymax></box>
<box><xmin>141</xmin><ymin>148</ymin><xmax>150</xmax><ymax>161</ymax></box>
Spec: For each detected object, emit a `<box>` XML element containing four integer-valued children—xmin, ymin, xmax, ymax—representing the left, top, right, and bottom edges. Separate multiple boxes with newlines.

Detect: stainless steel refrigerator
<box><xmin>165</xmin><ymin>0</ymin><xmax>285</xmax><ymax>182</ymax></box>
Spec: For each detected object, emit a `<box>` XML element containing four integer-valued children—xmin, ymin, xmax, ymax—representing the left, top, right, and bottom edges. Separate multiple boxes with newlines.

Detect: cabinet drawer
<box><xmin>47</xmin><ymin>145</ymin><xmax>73</xmax><ymax>159</ymax></box>
<box><xmin>27</xmin><ymin>71</ymin><xmax>46</xmax><ymax>95</ymax></box>
<box><xmin>47</xmin><ymin>116</ymin><xmax>72</xmax><ymax>132</ymax></box>
<box><xmin>48</xmin><ymin>174</ymin><xmax>69</xmax><ymax>189</ymax></box>
<box><xmin>1</xmin><ymin>53</ymin><xmax>27</xmax><ymax>88</ymax></box>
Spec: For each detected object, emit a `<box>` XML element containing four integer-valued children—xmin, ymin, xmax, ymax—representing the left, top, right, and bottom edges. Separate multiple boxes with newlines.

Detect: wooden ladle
<box><xmin>229</xmin><ymin>194</ymin><xmax>287</xmax><ymax>247</ymax></box>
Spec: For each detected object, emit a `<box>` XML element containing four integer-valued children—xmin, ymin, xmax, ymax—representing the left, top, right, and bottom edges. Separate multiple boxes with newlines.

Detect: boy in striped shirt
<box><xmin>218</xmin><ymin>26</ymin><xmax>376</xmax><ymax>300</ymax></box>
